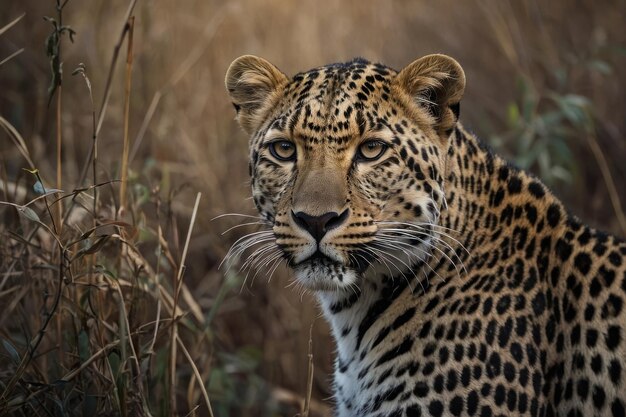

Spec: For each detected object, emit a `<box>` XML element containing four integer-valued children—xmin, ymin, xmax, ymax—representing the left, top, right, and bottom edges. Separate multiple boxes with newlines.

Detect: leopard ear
<box><xmin>225</xmin><ymin>55</ymin><xmax>288</xmax><ymax>134</ymax></box>
<box><xmin>395</xmin><ymin>54</ymin><xmax>466</xmax><ymax>137</ymax></box>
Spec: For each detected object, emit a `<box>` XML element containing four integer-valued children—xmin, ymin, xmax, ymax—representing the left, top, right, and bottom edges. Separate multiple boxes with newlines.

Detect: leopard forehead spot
<box><xmin>225</xmin><ymin>55</ymin><xmax>626</xmax><ymax>416</ymax></box>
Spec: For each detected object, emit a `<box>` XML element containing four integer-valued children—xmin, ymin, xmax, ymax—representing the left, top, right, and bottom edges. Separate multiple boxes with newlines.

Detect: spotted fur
<box><xmin>225</xmin><ymin>54</ymin><xmax>626</xmax><ymax>417</ymax></box>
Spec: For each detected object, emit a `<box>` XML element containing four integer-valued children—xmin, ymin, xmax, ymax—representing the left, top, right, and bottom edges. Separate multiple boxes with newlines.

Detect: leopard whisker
<box><xmin>267</xmin><ymin>256</ymin><xmax>285</xmax><ymax>284</ymax></box>
<box><xmin>220</xmin><ymin>220</ymin><xmax>268</xmax><ymax>235</ymax></box>
<box><xmin>379</xmin><ymin>220</ymin><xmax>471</xmax><ymax>257</ymax></box>
<box><xmin>241</xmin><ymin>243</ymin><xmax>279</xmax><ymax>271</ymax></box>
<box><xmin>226</xmin><ymin>235</ymin><xmax>276</xmax><ymax>266</ymax></box>
<box><xmin>377</xmin><ymin>220</ymin><xmax>459</xmax><ymax>234</ymax></box>
<box><xmin>248</xmin><ymin>250</ymin><xmax>283</xmax><ymax>288</ymax></box>
<box><xmin>363</xmin><ymin>244</ymin><xmax>416</xmax><ymax>293</ymax></box>
<box><xmin>374</xmin><ymin>235</ymin><xmax>431</xmax><ymax>261</ymax></box>
<box><xmin>377</xmin><ymin>225</ymin><xmax>468</xmax><ymax>271</ymax></box>
<box><xmin>221</xmin><ymin>230</ymin><xmax>275</xmax><ymax>270</ymax></box>
<box><xmin>377</xmin><ymin>229</ymin><xmax>466</xmax><ymax>278</ymax></box>
<box><xmin>378</xmin><ymin>231</ymin><xmax>467</xmax><ymax>277</ymax></box>
<box><xmin>211</xmin><ymin>212</ymin><xmax>268</xmax><ymax>221</ymax></box>
<box><xmin>372</xmin><ymin>237</ymin><xmax>446</xmax><ymax>287</ymax></box>
<box><xmin>358</xmin><ymin>246</ymin><xmax>395</xmax><ymax>279</ymax></box>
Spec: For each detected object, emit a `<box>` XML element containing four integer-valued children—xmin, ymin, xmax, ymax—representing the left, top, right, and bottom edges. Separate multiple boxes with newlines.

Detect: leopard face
<box><xmin>226</xmin><ymin>55</ymin><xmax>465</xmax><ymax>291</ymax></box>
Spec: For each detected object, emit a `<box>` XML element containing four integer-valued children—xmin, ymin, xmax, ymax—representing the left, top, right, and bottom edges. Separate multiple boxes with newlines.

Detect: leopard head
<box><xmin>225</xmin><ymin>55</ymin><xmax>465</xmax><ymax>291</ymax></box>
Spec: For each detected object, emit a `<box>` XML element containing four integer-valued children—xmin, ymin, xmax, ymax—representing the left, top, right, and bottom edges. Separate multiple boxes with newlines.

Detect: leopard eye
<box><xmin>269</xmin><ymin>140</ymin><xmax>296</xmax><ymax>161</ymax></box>
<box><xmin>357</xmin><ymin>140</ymin><xmax>388</xmax><ymax>161</ymax></box>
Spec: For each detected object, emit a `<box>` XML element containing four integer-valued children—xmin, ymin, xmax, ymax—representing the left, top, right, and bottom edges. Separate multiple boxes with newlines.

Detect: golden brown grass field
<box><xmin>0</xmin><ymin>0</ymin><xmax>625</xmax><ymax>416</ymax></box>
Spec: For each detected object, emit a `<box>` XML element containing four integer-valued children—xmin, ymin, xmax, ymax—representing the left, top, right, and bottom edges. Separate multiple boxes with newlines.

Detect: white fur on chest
<box><xmin>319</xmin><ymin>284</ymin><xmax>403</xmax><ymax>416</ymax></box>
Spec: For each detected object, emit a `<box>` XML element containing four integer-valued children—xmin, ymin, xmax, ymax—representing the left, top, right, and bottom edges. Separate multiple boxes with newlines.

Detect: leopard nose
<box><xmin>291</xmin><ymin>209</ymin><xmax>349</xmax><ymax>243</ymax></box>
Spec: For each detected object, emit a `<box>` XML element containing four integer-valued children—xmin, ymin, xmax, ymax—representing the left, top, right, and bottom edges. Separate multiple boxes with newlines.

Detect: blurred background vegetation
<box><xmin>0</xmin><ymin>0</ymin><xmax>624</xmax><ymax>416</ymax></box>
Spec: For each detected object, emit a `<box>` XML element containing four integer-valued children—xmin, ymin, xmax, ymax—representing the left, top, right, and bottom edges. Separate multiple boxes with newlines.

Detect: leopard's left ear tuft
<box><xmin>225</xmin><ymin>55</ymin><xmax>288</xmax><ymax>134</ymax></box>
<box><xmin>395</xmin><ymin>54</ymin><xmax>466</xmax><ymax>137</ymax></box>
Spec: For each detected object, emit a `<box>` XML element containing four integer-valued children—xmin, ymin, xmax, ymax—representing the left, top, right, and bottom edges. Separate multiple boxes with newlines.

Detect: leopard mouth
<box><xmin>295</xmin><ymin>250</ymin><xmax>334</xmax><ymax>266</ymax></box>
<box><xmin>290</xmin><ymin>250</ymin><xmax>361</xmax><ymax>291</ymax></box>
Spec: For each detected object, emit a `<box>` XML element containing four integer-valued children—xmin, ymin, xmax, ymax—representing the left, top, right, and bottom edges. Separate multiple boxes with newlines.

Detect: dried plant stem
<box><xmin>72</xmin><ymin>64</ymin><xmax>97</xmax><ymax>220</ymax></box>
<box><xmin>0</xmin><ymin>48</ymin><xmax>23</xmax><ymax>67</ymax></box>
<box><xmin>0</xmin><ymin>13</ymin><xmax>24</xmax><ymax>37</ymax></box>
<box><xmin>54</xmin><ymin>0</ymin><xmax>64</xmax><ymax>234</ymax></box>
<box><xmin>169</xmin><ymin>288</ymin><xmax>179</xmax><ymax>412</ymax></box>
<box><xmin>586</xmin><ymin>134</ymin><xmax>626</xmax><ymax>235</ymax></box>
<box><xmin>0</xmin><ymin>116</ymin><xmax>35</xmax><ymax>169</ymax></box>
<box><xmin>113</xmin><ymin>282</ymin><xmax>152</xmax><ymax>416</ymax></box>
<box><xmin>176</xmin><ymin>335</ymin><xmax>214</xmax><ymax>417</ymax></box>
<box><xmin>73</xmin><ymin>63</ymin><xmax>98</xmax><ymax>279</ymax></box>
<box><xmin>55</xmin><ymin>86</ymin><xmax>62</xmax><ymax>231</ymax></box>
<box><xmin>302</xmin><ymin>324</ymin><xmax>314</xmax><ymax>417</ymax></box>
<box><xmin>119</xmin><ymin>16</ymin><xmax>134</xmax><ymax>214</ymax></box>
<box><xmin>170</xmin><ymin>192</ymin><xmax>202</xmax><ymax>416</ymax></box>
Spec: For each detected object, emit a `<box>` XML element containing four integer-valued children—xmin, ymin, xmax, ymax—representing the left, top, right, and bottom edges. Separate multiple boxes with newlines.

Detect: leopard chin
<box><xmin>292</xmin><ymin>257</ymin><xmax>360</xmax><ymax>291</ymax></box>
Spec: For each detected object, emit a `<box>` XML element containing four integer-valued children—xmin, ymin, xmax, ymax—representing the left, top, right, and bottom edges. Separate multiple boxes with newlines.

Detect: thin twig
<box><xmin>170</xmin><ymin>192</ymin><xmax>202</xmax><ymax>416</ymax></box>
<box><xmin>176</xmin><ymin>335</ymin><xmax>214</xmax><ymax>417</ymax></box>
<box><xmin>302</xmin><ymin>324</ymin><xmax>314</xmax><ymax>417</ymax></box>
<box><xmin>54</xmin><ymin>0</ymin><xmax>64</xmax><ymax>234</ymax></box>
<box><xmin>0</xmin><ymin>13</ymin><xmax>25</xmax><ymax>36</ymax></box>
<box><xmin>0</xmin><ymin>48</ymin><xmax>24</xmax><ymax>67</ymax></box>
<box><xmin>112</xmin><ymin>281</ymin><xmax>153</xmax><ymax>417</ymax></box>
<box><xmin>176</xmin><ymin>192</ymin><xmax>202</xmax><ymax>297</ymax></box>
<box><xmin>71</xmin><ymin>64</ymin><xmax>97</xmax><ymax>220</ymax></box>
<box><xmin>0</xmin><ymin>116</ymin><xmax>35</xmax><ymax>169</ymax></box>
<box><xmin>119</xmin><ymin>16</ymin><xmax>134</xmax><ymax>214</ymax></box>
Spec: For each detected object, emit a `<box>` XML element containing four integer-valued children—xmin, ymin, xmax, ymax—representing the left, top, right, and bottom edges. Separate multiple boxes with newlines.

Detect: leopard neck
<box><xmin>437</xmin><ymin>124</ymin><xmax>570</xmax><ymax>282</ymax></box>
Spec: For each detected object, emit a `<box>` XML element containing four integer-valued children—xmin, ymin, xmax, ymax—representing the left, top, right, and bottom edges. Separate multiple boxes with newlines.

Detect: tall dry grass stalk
<box><xmin>119</xmin><ymin>15</ymin><xmax>134</xmax><ymax>214</ymax></box>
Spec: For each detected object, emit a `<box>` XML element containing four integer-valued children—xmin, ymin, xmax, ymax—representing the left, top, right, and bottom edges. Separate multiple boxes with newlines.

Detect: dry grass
<box><xmin>0</xmin><ymin>0</ymin><xmax>624</xmax><ymax>416</ymax></box>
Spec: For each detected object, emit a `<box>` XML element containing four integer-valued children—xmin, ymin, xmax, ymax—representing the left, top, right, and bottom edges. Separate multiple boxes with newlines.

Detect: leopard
<box><xmin>224</xmin><ymin>53</ymin><xmax>626</xmax><ymax>417</ymax></box>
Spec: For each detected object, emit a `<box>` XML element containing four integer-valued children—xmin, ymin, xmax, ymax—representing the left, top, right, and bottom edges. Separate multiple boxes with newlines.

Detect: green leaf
<box><xmin>537</xmin><ymin>111</ymin><xmax>564</xmax><ymax>129</ymax></box>
<box><xmin>33</xmin><ymin>180</ymin><xmax>62</xmax><ymax>195</ymax></box>
<box><xmin>83</xmin><ymin>235</ymin><xmax>110</xmax><ymax>255</ymax></box>
<box><xmin>78</xmin><ymin>330</ymin><xmax>90</xmax><ymax>363</ymax></box>
<box><xmin>71</xmin><ymin>236</ymin><xmax>111</xmax><ymax>261</ymax></box>
<box><xmin>77</xmin><ymin>228</ymin><xmax>96</xmax><ymax>241</ymax></box>
<box><xmin>553</xmin><ymin>67</ymin><xmax>568</xmax><ymax>88</ymax></box>
<box><xmin>588</xmin><ymin>59</ymin><xmax>612</xmax><ymax>75</ymax></box>
<box><xmin>506</xmin><ymin>103</ymin><xmax>519</xmax><ymax>127</ymax></box>
<box><xmin>18</xmin><ymin>206</ymin><xmax>41</xmax><ymax>223</ymax></box>
<box><xmin>2</xmin><ymin>339</ymin><xmax>20</xmax><ymax>364</ymax></box>
<box><xmin>550</xmin><ymin>165</ymin><xmax>572</xmax><ymax>183</ymax></box>
<box><xmin>108</xmin><ymin>351</ymin><xmax>121</xmax><ymax>379</ymax></box>
<box><xmin>82</xmin><ymin>395</ymin><xmax>98</xmax><ymax>416</ymax></box>
<box><xmin>549</xmin><ymin>94</ymin><xmax>591</xmax><ymax>128</ymax></box>
<box><xmin>33</xmin><ymin>180</ymin><xmax>45</xmax><ymax>194</ymax></box>
<box><xmin>94</xmin><ymin>264</ymin><xmax>116</xmax><ymax>279</ymax></box>
<box><xmin>45</xmin><ymin>20</ymin><xmax>61</xmax><ymax>107</ymax></box>
<box><xmin>561</xmin><ymin>94</ymin><xmax>590</xmax><ymax>108</ymax></box>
